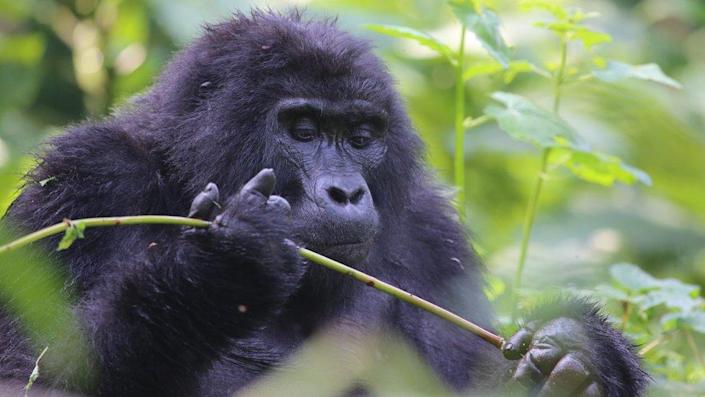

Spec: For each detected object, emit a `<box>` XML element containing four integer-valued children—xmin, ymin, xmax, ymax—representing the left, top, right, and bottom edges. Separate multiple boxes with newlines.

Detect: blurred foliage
<box><xmin>1</xmin><ymin>0</ymin><xmax>705</xmax><ymax>395</ymax></box>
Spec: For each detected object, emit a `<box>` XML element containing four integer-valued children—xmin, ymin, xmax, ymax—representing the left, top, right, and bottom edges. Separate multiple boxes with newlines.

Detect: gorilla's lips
<box><xmin>313</xmin><ymin>239</ymin><xmax>373</xmax><ymax>264</ymax></box>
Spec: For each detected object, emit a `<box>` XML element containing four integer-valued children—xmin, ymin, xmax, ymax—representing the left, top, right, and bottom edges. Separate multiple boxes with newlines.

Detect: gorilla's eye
<box><xmin>349</xmin><ymin>125</ymin><xmax>375</xmax><ymax>149</ymax></box>
<box><xmin>290</xmin><ymin>117</ymin><xmax>318</xmax><ymax>142</ymax></box>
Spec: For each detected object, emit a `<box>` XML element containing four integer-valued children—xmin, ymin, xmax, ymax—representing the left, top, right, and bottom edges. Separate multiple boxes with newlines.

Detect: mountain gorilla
<box><xmin>0</xmin><ymin>10</ymin><xmax>646</xmax><ymax>397</ymax></box>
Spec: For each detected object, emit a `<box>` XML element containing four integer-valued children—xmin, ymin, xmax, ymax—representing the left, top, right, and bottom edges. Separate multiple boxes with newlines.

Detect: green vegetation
<box><xmin>1</xmin><ymin>0</ymin><xmax>704</xmax><ymax>394</ymax></box>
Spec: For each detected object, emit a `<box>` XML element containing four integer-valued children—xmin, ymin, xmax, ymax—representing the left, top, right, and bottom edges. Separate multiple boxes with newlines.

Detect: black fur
<box><xmin>0</xmin><ymin>10</ymin><xmax>646</xmax><ymax>396</ymax></box>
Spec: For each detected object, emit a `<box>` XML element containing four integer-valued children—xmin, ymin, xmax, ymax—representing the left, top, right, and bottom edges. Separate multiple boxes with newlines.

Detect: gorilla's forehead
<box><xmin>205</xmin><ymin>11</ymin><xmax>395</xmax><ymax>105</ymax></box>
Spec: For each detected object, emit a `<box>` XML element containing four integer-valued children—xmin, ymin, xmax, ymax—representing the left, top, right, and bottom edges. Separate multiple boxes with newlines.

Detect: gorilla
<box><xmin>0</xmin><ymin>10</ymin><xmax>647</xmax><ymax>396</ymax></box>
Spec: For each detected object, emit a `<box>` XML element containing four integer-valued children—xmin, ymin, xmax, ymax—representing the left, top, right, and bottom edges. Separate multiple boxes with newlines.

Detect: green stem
<box><xmin>0</xmin><ymin>215</ymin><xmax>505</xmax><ymax>351</ymax></box>
<box><xmin>299</xmin><ymin>247</ymin><xmax>504</xmax><ymax>349</ymax></box>
<box><xmin>454</xmin><ymin>26</ymin><xmax>467</xmax><ymax>220</ymax></box>
<box><xmin>686</xmin><ymin>329</ymin><xmax>705</xmax><ymax>371</ymax></box>
<box><xmin>511</xmin><ymin>148</ymin><xmax>550</xmax><ymax>318</ymax></box>
<box><xmin>0</xmin><ymin>216</ymin><xmax>210</xmax><ymax>255</ymax></box>
<box><xmin>512</xmin><ymin>36</ymin><xmax>568</xmax><ymax>320</ymax></box>
<box><xmin>553</xmin><ymin>37</ymin><xmax>568</xmax><ymax>113</ymax></box>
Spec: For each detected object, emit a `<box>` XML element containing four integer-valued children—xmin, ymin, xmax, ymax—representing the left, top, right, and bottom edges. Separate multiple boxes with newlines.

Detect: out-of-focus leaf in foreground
<box><xmin>365</xmin><ymin>24</ymin><xmax>456</xmax><ymax>64</ymax></box>
<box><xmin>0</xmin><ymin>225</ymin><xmax>95</xmax><ymax>390</ymax></box>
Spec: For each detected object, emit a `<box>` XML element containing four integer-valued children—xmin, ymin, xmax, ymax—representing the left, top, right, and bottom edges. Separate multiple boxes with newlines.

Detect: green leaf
<box><xmin>548</xmin><ymin>146</ymin><xmax>652</xmax><ymax>186</ymax></box>
<box><xmin>365</xmin><ymin>24</ymin><xmax>456</xmax><ymax>64</ymax></box>
<box><xmin>57</xmin><ymin>221</ymin><xmax>86</xmax><ymax>251</ymax></box>
<box><xmin>661</xmin><ymin>312</ymin><xmax>705</xmax><ymax>334</ymax></box>
<box><xmin>610</xmin><ymin>263</ymin><xmax>660</xmax><ymax>292</ymax></box>
<box><xmin>533</xmin><ymin>22</ymin><xmax>611</xmax><ymax>48</ymax></box>
<box><xmin>594</xmin><ymin>284</ymin><xmax>630</xmax><ymax>302</ymax></box>
<box><xmin>572</xmin><ymin>28</ymin><xmax>611</xmax><ymax>49</ymax></box>
<box><xmin>520</xmin><ymin>0</ymin><xmax>568</xmax><ymax>19</ymax></box>
<box><xmin>463</xmin><ymin>60</ymin><xmax>504</xmax><ymax>81</ymax></box>
<box><xmin>449</xmin><ymin>2</ymin><xmax>511</xmax><ymax>67</ymax></box>
<box><xmin>483</xmin><ymin>92</ymin><xmax>574</xmax><ymax>148</ymax></box>
<box><xmin>593</xmin><ymin>61</ymin><xmax>682</xmax><ymax>89</ymax></box>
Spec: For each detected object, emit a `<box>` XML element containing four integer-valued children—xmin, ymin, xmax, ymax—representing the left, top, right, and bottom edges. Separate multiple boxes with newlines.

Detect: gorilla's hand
<box><xmin>504</xmin><ymin>318</ymin><xmax>602</xmax><ymax>397</ymax></box>
<box><xmin>182</xmin><ymin>169</ymin><xmax>303</xmax><ymax>313</ymax></box>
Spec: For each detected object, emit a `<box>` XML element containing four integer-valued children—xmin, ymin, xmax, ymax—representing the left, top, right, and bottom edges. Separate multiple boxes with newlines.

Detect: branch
<box><xmin>0</xmin><ymin>215</ymin><xmax>505</xmax><ymax>351</ymax></box>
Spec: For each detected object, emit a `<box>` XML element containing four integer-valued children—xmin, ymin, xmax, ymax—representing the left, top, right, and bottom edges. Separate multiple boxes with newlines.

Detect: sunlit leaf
<box><xmin>57</xmin><ymin>221</ymin><xmax>86</xmax><ymax>251</ymax></box>
<box><xmin>533</xmin><ymin>22</ymin><xmax>611</xmax><ymax>48</ymax></box>
<box><xmin>449</xmin><ymin>2</ymin><xmax>511</xmax><ymax>67</ymax></box>
<box><xmin>365</xmin><ymin>24</ymin><xmax>456</xmax><ymax>64</ymax></box>
<box><xmin>593</xmin><ymin>61</ymin><xmax>683</xmax><ymax>89</ymax></box>
<box><xmin>463</xmin><ymin>60</ymin><xmax>504</xmax><ymax>81</ymax></box>
<box><xmin>573</xmin><ymin>28</ymin><xmax>611</xmax><ymax>49</ymax></box>
<box><xmin>519</xmin><ymin>0</ymin><xmax>568</xmax><ymax>19</ymax></box>
<box><xmin>549</xmin><ymin>146</ymin><xmax>652</xmax><ymax>186</ymax></box>
<box><xmin>483</xmin><ymin>92</ymin><xmax>574</xmax><ymax>148</ymax></box>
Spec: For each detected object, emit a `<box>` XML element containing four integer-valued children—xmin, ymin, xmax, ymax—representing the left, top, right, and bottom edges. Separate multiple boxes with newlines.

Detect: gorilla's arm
<box><xmin>2</xmin><ymin>126</ymin><xmax>301</xmax><ymax>395</ymax></box>
<box><xmin>504</xmin><ymin>299</ymin><xmax>649</xmax><ymax>396</ymax></box>
<box><xmin>390</xmin><ymin>191</ymin><xmax>647</xmax><ymax>396</ymax></box>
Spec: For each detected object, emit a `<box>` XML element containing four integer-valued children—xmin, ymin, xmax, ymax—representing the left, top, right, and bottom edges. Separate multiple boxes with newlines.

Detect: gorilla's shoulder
<box><xmin>6</xmin><ymin>121</ymin><xmax>164</xmax><ymax>231</ymax></box>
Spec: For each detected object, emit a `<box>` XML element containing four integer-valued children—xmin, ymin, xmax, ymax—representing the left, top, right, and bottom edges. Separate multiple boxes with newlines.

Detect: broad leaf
<box><xmin>593</xmin><ymin>61</ymin><xmax>682</xmax><ymax>89</ymax></box>
<box><xmin>548</xmin><ymin>146</ymin><xmax>652</xmax><ymax>186</ymax></box>
<box><xmin>57</xmin><ymin>221</ymin><xmax>86</xmax><ymax>251</ymax></box>
<box><xmin>661</xmin><ymin>312</ymin><xmax>705</xmax><ymax>334</ymax></box>
<box><xmin>450</xmin><ymin>2</ymin><xmax>511</xmax><ymax>67</ymax></box>
<box><xmin>365</xmin><ymin>24</ymin><xmax>456</xmax><ymax>64</ymax></box>
<box><xmin>484</xmin><ymin>92</ymin><xmax>574</xmax><ymax>148</ymax></box>
<box><xmin>610</xmin><ymin>263</ymin><xmax>660</xmax><ymax>292</ymax></box>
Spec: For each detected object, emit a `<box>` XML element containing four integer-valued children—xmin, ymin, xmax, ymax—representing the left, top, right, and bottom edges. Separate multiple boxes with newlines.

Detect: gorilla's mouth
<box><xmin>306</xmin><ymin>239</ymin><xmax>373</xmax><ymax>265</ymax></box>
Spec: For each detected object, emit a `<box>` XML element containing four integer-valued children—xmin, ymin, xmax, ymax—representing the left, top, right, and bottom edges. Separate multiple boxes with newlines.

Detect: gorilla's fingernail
<box><xmin>244</xmin><ymin>168</ymin><xmax>276</xmax><ymax>197</ymax></box>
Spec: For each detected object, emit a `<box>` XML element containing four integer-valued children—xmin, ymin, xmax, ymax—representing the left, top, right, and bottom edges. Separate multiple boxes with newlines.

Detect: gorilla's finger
<box><xmin>578</xmin><ymin>382</ymin><xmax>602</xmax><ymax>397</ymax></box>
<box><xmin>503</xmin><ymin>328</ymin><xmax>534</xmax><ymax>360</ymax></box>
<box><xmin>537</xmin><ymin>354</ymin><xmax>593</xmax><ymax>397</ymax></box>
<box><xmin>527</xmin><ymin>340</ymin><xmax>564</xmax><ymax>375</ymax></box>
<box><xmin>266</xmin><ymin>195</ymin><xmax>291</xmax><ymax>215</ymax></box>
<box><xmin>242</xmin><ymin>168</ymin><xmax>276</xmax><ymax>198</ymax></box>
<box><xmin>512</xmin><ymin>351</ymin><xmax>544</xmax><ymax>389</ymax></box>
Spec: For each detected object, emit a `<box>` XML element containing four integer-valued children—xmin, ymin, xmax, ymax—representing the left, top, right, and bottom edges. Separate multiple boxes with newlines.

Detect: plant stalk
<box><xmin>454</xmin><ymin>26</ymin><xmax>467</xmax><ymax>220</ymax></box>
<box><xmin>299</xmin><ymin>247</ymin><xmax>504</xmax><ymax>349</ymax></box>
<box><xmin>0</xmin><ymin>215</ymin><xmax>505</xmax><ymax>351</ymax></box>
<box><xmin>511</xmin><ymin>35</ymin><xmax>568</xmax><ymax>320</ymax></box>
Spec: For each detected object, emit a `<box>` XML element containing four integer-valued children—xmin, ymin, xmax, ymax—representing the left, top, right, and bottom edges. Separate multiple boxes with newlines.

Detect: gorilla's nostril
<box><xmin>349</xmin><ymin>188</ymin><xmax>365</xmax><ymax>204</ymax></box>
<box><xmin>327</xmin><ymin>186</ymin><xmax>348</xmax><ymax>204</ymax></box>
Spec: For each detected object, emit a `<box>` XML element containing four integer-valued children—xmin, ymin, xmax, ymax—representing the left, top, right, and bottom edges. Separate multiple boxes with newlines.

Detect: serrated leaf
<box><xmin>484</xmin><ymin>92</ymin><xmax>574</xmax><ymax>148</ymax></box>
<box><xmin>449</xmin><ymin>2</ymin><xmax>511</xmax><ymax>67</ymax></box>
<box><xmin>593</xmin><ymin>61</ymin><xmax>682</xmax><ymax>89</ymax></box>
<box><xmin>610</xmin><ymin>263</ymin><xmax>660</xmax><ymax>292</ymax></box>
<box><xmin>365</xmin><ymin>24</ymin><xmax>456</xmax><ymax>64</ymax></box>
<box><xmin>548</xmin><ymin>146</ymin><xmax>652</xmax><ymax>186</ymax></box>
<box><xmin>57</xmin><ymin>221</ymin><xmax>86</xmax><ymax>251</ymax></box>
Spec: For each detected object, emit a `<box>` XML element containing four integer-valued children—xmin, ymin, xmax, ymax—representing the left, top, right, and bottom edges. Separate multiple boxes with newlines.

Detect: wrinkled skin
<box><xmin>505</xmin><ymin>319</ymin><xmax>602</xmax><ymax>396</ymax></box>
<box><xmin>0</xmin><ymin>10</ymin><xmax>647</xmax><ymax>397</ymax></box>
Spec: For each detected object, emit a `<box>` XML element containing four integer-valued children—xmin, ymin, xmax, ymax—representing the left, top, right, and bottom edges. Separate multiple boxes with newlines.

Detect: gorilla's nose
<box><xmin>317</xmin><ymin>174</ymin><xmax>374</xmax><ymax>224</ymax></box>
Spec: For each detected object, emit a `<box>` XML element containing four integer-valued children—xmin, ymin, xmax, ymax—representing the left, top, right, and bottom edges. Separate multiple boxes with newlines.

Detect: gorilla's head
<box><xmin>140</xmin><ymin>10</ymin><xmax>423</xmax><ymax>264</ymax></box>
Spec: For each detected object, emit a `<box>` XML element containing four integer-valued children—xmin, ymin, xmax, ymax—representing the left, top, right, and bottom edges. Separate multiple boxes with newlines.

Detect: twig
<box><xmin>0</xmin><ymin>216</ymin><xmax>505</xmax><ymax>351</ymax></box>
<box><xmin>24</xmin><ymin>346</ymin><xmax>48</xmax><ymax>397</ymax></box>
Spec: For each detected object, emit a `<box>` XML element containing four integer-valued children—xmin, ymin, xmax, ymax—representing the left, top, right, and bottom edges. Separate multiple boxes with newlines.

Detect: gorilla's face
<box><xmin>273</xmin><ymin>98</ymin><xmax>388</xmax><ymax>264</ymax></box>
